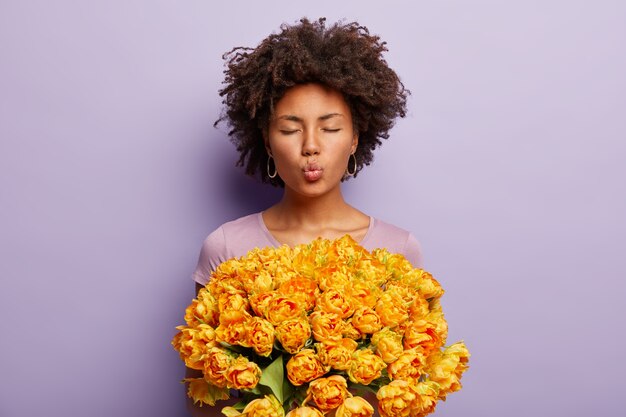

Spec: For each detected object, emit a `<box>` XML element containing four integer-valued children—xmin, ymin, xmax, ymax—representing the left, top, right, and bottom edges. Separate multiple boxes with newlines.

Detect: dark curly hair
<box><xmin>215</xmin><ymin>17</ymin><xmax>409</xmax><ymax>187</ymax></box>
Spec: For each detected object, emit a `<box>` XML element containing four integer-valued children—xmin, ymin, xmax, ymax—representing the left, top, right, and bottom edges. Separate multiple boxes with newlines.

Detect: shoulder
<box><xmin>366</xmin><ymin>217</ymin><xmax>424</xmax><ymax>269</ymax></box>
<box><xmin>202</xmin><ymin>212</ymin><xmax>263</xmax><ymax>261</ymax></box>
<box><xmin>191</xmin><ymin>212</ymin><xmax>270</xmax><ymax>285</ymax></box>
<box><xmin>217</xmin><ymin>212</ymin><xmax>262</xmax><ymax>239</ymax></box>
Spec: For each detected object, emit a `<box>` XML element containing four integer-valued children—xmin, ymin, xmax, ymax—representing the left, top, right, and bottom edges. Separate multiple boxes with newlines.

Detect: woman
<box><xmin>187</xmin><ymin>18</ymin><xmax>423</xmax><ymax>416</ymax></box>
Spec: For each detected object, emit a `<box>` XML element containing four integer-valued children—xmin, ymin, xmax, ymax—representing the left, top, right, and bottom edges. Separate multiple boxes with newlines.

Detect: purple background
<box><xmin>1</xmin><ymin>1</ymin><xmax>625</xmax><ymax>416</ymax></box>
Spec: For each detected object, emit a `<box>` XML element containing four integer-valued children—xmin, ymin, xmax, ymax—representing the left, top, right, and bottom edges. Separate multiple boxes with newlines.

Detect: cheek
<box><xmin>270</xmin><ymin>148</ymin><xmax>299</xmax><ymax>177</ymax></box>
<box><xmin>331</xmin><ymin>143</ymin><xmax>354</xmax><ymax>166</ymax></box>
<box><xmin>272</xmin><ymin>147</ymin><xmax>294</xmax><ymax>162</ymax></box>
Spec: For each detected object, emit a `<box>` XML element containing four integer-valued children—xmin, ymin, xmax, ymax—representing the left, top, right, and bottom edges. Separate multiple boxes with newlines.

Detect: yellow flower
<box><xmin>224</xmin><ymin>356</ymin><xmax>262</xmax><ymax>390</ymax></box>
<box><xmin>244</xmin><ymin>394</ymin><xmax>284</xmax><ymax>417</ymax></box>
<box><xmin>247</xmin><ymin>269</ymin><xmax>275</xmax><ymax>294</ymax></box>
<box><xmin>411</xmin><ymin>381</ymin><xmax>440</xmax><ymax>417</ymax></box>
<box><xmin>185</xmin><ymin>377</ymin><xmax>229</xmax><ymax>406</ymax></box>
<box><xmin>415</xmin><ymin>270</ymin><xmax>444</xmax><ymax>300</ymax></box>
<box><xmin>372</xmin><ymin>250</ymin><xmax>414</xmax><ymax>280</ymax></box>
<box><xmin>385</xmin><ymin>283</ymin><xmax>420</xmax><ymax>306</ymax></box>
<box><xmin>173</xmin><ymin>235</ymin><xmax>468</xmax><ymax>415</ymax></box>
<box><xmin>309</xmin><ymin>310</ymin><xmax>344</xmax><ymax>342</ymax></box>
<box><xmin>408</xmin><ymin>296</ymin><xmax>430</xmax><ymax>321</ymax></box>
<box><xmin>218</xmin><ymin>290</ymin><xmax>250</xmax><ymax>313</ymax></box>
<box><xmin>279</xmin><ymin>276</ymin><xmax>319</xmax><ymax>312</ymax></box>
<box><xmin>276</xmin><ymin>317</ymin><xmax>311</xmax><ymax>354</ymax></box>
<box><xmin>351</xmin><ymin>281</ymin><xmax>383</xmax><ymax>309</ymax></box>
<box><xmin>353</xmin><ymin>256</ymin><xmax>388</xmax><ymax>288</ymax></box>
<box><xmin>215</xmin><ymin>309</ymin><xmax>250</xmax><ymax>346</ymax></box>
<box><xmin>171</xmin><ymin>324</ymin><xmax>217</xmax><ymax>370</ymax></box>
<box><xmin>286</xmin><ymin>349</ymin><xmax>329</xmax><ymax>386</ymax></box>
<box><xmin>396</xmin><ymin>267</ymin><xmax>425</xmax><ymax>289</ymax></box>
<box><xmin>306</xmin><ymin>375</ymin><xmax>349</xmax><ymax>412</ymax></box>
<box><xmin>425</xmin><ymin>342</ymin><xmax>470</xmax><ymax>399</ymax></box>
<box><xmin>208</xmin><ymin>274</ymin><xmax>246</xmax><ymax>298</ymax></box>
<box><xmin>203</xmin><ymin>346</ymin><xmax>234</xmax><ymax>387</ymax></box>
<box><xmin>376</xmin><ymin>380</ymin><xmax>416</xmax><ymax>417</ymax></box>
<box><xmin>316</xmin><ymin>270</ymin><xmax>352</xmax><ymax>292</ymax></box>
<box><xmin>291</xmin><ymin>246</ymin><xmax>319</xmax><ymax>280</ymax></box>
<box><xmin>402</xmin><ymin>319</ymin><xmax>442</xmax><ymax>356</ymax></box>
<box><xmin>387</xmin><ymin>349</ymin><xmax>426</xmax><ymax>383</ymax></box>
<box><xmin>350</xmin><ymin>306</ymin><xmax>383</xmax><ymax>335</ymax></box>
<box><xmin>342</xmin><ymin>320</ymin><xmax>362</xmax><ymax>340</ymax></box>
<box><xmin>222</xmin><ymin>394</ymin><xmax>285</xmax><ymax>417</ymax></box>
<box><xmin>285</xmin><ymin>407</ymin><xmax>325</xmax><ymax>417</ymax></box>
<box><xmin>424</xmin><ymin>300</ymin><xmax>448</xmax><ymax>345</ymax></box>
<box><xmin>371</xmin><ymin>328</ymin><xmax>403</xmax><ymax>363</ymax></box>
<box><xmin>316</xmin><ymin>338</ymin><xmax>358</xmax><ymax>370</ymax></box>
<box><xmin>375</xmin><ymin>292</ymin><xmax>409</xmax><ymax>328</ymax></box>
<box><xmin>184</xmin><ymin>288</ymin><xmax>219</xmax><ymax>327</ymax></box>
<box><xmin>249</xmin><ymin>290</ymin><xmax>276</xmax><ymax>318</ymax></box>
<box><xmin>347</xmin><ymin>349</ymin><xmax>386</xmax><ymax>385</ymax></box>
<box><xmin>330</xmin><ymin>234</ymin><xmax>364</xmax><ymax>260</ymax></box>
<box><xmin>266</xmin><ymin>295</ymin><xmax>304</xmax><ymax>326</ymax></box>
<box><xmin>316</xmin><ymin>288</ymin><xmax>356</xmax><ymax>318</ymax></box>
<box><xmin>335</xmin><ymin>396</ymin><xmax>375</xmax><ymax>417</ymax></box>
<box><xmin>244</xmin><ymin>316</ymin><xmax>275</xmax><ymax>357</ymax></box>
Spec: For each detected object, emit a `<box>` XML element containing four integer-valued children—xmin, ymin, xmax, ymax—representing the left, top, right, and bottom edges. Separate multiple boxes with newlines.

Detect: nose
<box><xmin>301</xmin><ymin>129</ymin><xmax>320</xmax><ymax>156</ymax></box>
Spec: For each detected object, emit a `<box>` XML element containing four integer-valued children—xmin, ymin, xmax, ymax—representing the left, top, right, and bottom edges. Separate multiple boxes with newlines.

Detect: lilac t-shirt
<box><xmin>191</xmin><ymin>212</ymin><xmax>424</xmax><ymax>286</ymax></box>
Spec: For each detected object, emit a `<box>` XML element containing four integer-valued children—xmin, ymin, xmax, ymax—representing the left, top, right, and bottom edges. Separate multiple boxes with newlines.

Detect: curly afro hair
<box><xmin>215</xmin><ymin>17</ymin><xmax>409</xmax><ymax>187</ymax></box>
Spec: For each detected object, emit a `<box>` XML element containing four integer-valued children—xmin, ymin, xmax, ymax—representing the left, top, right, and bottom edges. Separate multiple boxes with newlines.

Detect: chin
<box><xmin>298</xmin><ymin>184</ymin><xmax>341</xmax><ymax>199</ymax></box>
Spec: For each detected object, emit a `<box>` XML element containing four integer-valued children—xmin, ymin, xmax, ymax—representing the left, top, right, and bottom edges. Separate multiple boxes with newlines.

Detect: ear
<box><xmin>351</xmin><ymin>133</ymin><xmax>359</xmax><ymax>154</ymax></box>
<box><xmin>262</xmin><ymin>129</ymin><xmax>272</xmax><ymax>156</ymax></box>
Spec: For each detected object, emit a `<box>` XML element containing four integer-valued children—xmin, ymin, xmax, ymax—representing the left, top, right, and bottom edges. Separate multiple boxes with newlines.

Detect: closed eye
<box><xmin>323</xmin><ymin>128</ymin><xmax>341</xmax><ymax>133</ymax></box>
<box><xmin>279</xmin><ymin>130</ymin><xmax>300</xmax><ymax>135</ymax></box>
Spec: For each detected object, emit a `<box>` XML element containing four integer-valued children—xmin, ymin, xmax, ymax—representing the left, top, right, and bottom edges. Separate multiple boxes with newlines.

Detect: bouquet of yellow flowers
<box><xmin>172</xmin><ymin>235</ymin><xmax>469</xmax><ymax>417</ymax></box>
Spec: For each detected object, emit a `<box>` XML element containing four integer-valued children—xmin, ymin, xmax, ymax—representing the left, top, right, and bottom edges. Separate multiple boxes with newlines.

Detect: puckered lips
<box><xmin>303</xmin><ymin>162</ymin><xmax>323</xmax><ymax>182</ymax></box>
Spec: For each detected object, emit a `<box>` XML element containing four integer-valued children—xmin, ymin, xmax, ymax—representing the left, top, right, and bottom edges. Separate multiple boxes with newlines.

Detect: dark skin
<box><xmin>217</xmin><ymin>18</ymin><xmax>409</xmax><ymax>187</ymax></box>
<box><xmin>260</xmin><ymin>83</ymin><xmax>370</xmax><ymax>248</ymax></box>
<box><xmin>185</xmin><ymin>84</ymin><xmax>382</xmax><ymax>416</ymax></box>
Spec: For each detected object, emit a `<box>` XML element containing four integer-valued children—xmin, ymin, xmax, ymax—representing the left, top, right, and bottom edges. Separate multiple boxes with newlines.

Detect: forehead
<box><xmin>272</xmin><ymin>83</ymin><xmax>351</xmax><ymax>118</ymax></box>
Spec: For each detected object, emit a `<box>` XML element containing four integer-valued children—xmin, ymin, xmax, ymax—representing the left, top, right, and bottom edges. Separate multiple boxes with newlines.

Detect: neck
<box><xmin>272</xmin><ymin>186</ymin><xmax>351</xmax><ymax>227</ymax></box>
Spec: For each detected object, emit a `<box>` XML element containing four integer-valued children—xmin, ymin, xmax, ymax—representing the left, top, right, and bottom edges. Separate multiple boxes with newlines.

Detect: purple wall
<box><xmin>1</xmin><ymin>1</ymin><xmax>625</xmax><ymax>416</ymax></box>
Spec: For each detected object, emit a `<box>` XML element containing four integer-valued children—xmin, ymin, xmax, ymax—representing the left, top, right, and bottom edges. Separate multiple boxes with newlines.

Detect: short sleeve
<box><xmin>403</xmin><ymin>233</ymin><xmax>424</xmax><ymax>269</ymax></box>
<box><xmin>191</xmin><ymin>227</ymin><xmax>228</xmax><ymax>286</ymax></box>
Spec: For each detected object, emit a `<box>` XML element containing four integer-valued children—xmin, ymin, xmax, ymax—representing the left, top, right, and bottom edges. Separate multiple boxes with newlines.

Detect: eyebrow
<box><xmin>276</xmin><ymin>113</ymin><xmax>344</xmax><ymax>122</ymax></box>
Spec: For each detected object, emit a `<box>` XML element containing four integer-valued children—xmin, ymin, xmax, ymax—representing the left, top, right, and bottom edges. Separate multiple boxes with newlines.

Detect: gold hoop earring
<box><xmin>346</xmin><ymin>153</ymin><xmax>357</xmax><ymax>176</ymax></box>
<box><xmin>267</xmin><ymin>155</ymin><xmax>277</xmax><ymax>179</ymax></box>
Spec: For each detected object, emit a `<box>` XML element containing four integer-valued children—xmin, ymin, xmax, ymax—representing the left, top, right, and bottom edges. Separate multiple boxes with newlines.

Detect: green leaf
<box><xmin>258</xmin><ymin>354</ymin><xmax>285</xmax><ymax>403</ymax></box>
<box><xmin>230</xmin><ymin>401</ymin><xmax>247</xmax><ymax>411</ymax></box>
<box><xmin>282</xmin><ymin>376</ymin><xmax>294</xmax><ymax>406</ymax></box>
<box><xmin>243</xmin><ymin>386</ymin><xmax>262</xmax><ymax>395</ymax></box>
<box><xmin>349</xmin><ymin>383</ymin><xmax>379</xmax><ymax>395</ymax></box>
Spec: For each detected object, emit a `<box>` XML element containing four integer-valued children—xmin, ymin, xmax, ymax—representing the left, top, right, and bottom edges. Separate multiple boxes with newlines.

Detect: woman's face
<box><xmin>265</xmin><ymin>83</ymin><xmax>358</xmax><ymax>198</ymax></box>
